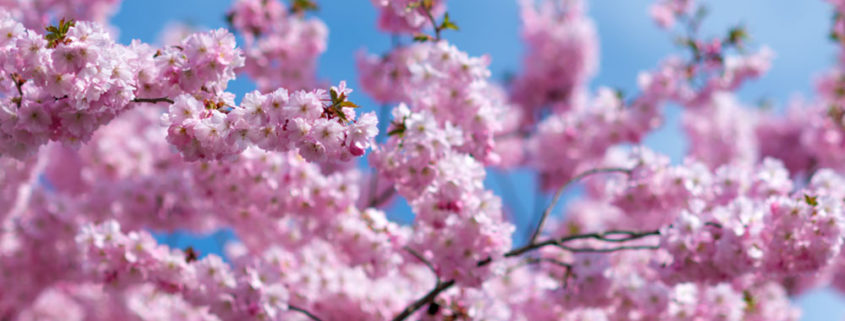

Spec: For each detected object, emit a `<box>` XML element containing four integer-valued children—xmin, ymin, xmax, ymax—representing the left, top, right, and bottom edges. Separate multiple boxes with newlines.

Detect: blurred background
<box><xmin>111</xmin><ymin>1</ymin><xmax>843</xmax><ymax>319</ymax></box>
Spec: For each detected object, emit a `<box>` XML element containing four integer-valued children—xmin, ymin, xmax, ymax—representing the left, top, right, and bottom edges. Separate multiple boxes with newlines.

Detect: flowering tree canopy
<box><xmin>3</xmin><ymin>0</ymin><xmax>845</xmax><ymax>320</ymax></box>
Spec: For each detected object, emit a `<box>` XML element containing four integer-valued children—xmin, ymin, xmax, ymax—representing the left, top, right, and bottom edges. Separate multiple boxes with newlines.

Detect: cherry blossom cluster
<box><xmin>16</xmin><ymin>283</ymin><xmax>217</xmax><ymax>321</ymax></box>
<box><xmin>371</xmin><ymin>105</ymin><xmax>514</xmax><ymax>287</ymax></box>
<box><xmin>358</xmin><ymin>41</ymin><xmax>512</xmax><ymax>164</ymax></box>
<box><xmin>0</xmin><ymin>155</ymin><xmax>41</xmax><ymax>221</ymax></box>
<box><xmin>650</xmin><ymin>0</ymin><xmax>695</xmax><ymax>29</ymax></box>
<box><xmin>0</xmin><ymin>17</ymin><xmax>139</xmax><ymax>158</ymax></box>
<box><xmin>0</xmin><ymin>16</ymin><xmax>247</xmax><ymax>159</ymax></box>
<box><xmin>0</xmin><ymin>189</ymin><xmax>87</xmax><ymax>319</ymax></box>
<box><xmin>510</xmin><ymin>0</ymin><xmax>598</xmax><ymax>117</ymax></box>
<box><xmin>370</xmin><ymin>0</ymin><xmax>445</xmax><ymax>34</ymax></box>
<box><xmin>161</xmin><ymin>82</ymin><xmax>378</xmax><ymax>161</ymax></box>
<box><xmin>7</xmin><ymin>0</ymin><xmax>845</xmax><ymax>320</ymax></box>
<box><xmin>527</xmin><ymin>89</ymin><xmax>661</xmax><ymax>189</ymax></box>
<box><xmin>227</xmin><ymin>0</ymin><xmax>328</xmax><ymax>91</ymax></box>
<box><xmin>406</xmin><ymin>152</ymin><xmax>514</xmax><ymax>287</ymax></box>
<box><xmin>76</xmin><ymin>220</ymin><xmax>300</xmax><ymax>321</ymax></box>
<box><xmin>682</xmin><ymin>91</ymin><xmax>758</xmax><ymax>168</ymax></box>
<box><xmin>660</xmin><ymin>193</ymin><xmax>844</xmax><ymax>283</ymax></box>
<box><xmin>0</xmin><ymin>0</ymin><xmax>121</xmax><ymax>29</ymax></box>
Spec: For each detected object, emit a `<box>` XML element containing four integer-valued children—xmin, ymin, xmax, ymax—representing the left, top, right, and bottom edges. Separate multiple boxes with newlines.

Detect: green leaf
<box><xmin>439</xmin><ymin>13</ymin><xmax>459</xmax><ymax>31</ymax></box>
<box><xmin>804</xmin><ymin>194</ymin><xmax>819</xmax><ymax>206</ymax></box>
<box><xmin>291</xmin><ymin>0</ymin><xmax>318</xmax><ymax>13</ymax></box>
<box><xmin>44</xmin><ymin>18</ymin><xmax>76</xmax><ymax>48</ymax></box>
<box><xmin>388</xmin><ymin>123</ymin><xmax>406</xmax><ymax>136</ymax></box>
<box><xmin>330</xmin><ymin>88</ymin><xmax>339</xmax><ymax>103</ymax></box>
<box><xmin>422</xmin><ymin>0</ymin><xmax>433</xmax><ymax>9</ymax></box>
<box><xmin>727</xmin><ymin>26</ymin><xmax>748</xmax><ymax>44</ymax></box>
<box><xmin>413</xmin><ymin>34</ymin><xmax>431</xmax><ymax>42</ymax></box>
<box><xmin>340</xmin><ymin>101</ymin><xmax>359</xmax><ymax>108</ymax></box>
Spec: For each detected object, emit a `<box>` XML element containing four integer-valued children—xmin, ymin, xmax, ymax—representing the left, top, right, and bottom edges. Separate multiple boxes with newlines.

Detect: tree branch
<box><xmin>368</xmin><ymin>187</ymin><xmax>396</xmax><ymax>208</ymax></box>
<box><xmin>506</xmin><ymin>229</ymin><xmax>660</xmax><ymax>258</ymax></box>
<box><xmin>555</xmin><ymin>244</ymin><xmax>660</xmax><ymax>253</ymax></box>
<box><xmin>396</xmin><ymin>228</ymin><xmax>660</xmax><ymax>320</ymax></box>
<box><xmin>392</xmin><ymin>280</ymin><xmax>455</xmax><ymax>321</ymax></box>
<box><xmin>289</xmin><ymin>305</ymin><xmax>322</xmax><ymax>321</ymax></box>
<box><xmin>405</xmin><ymin>246</ymin><xmax>440</xmax><ymax>285</ymax></box>
<box><xmin>132</xmin><ymin>97</ymin><xmax>174</xmax><ymax>104</ymax></box>
<box><xmin>421</xmin><ymin>4</ymin><xmax>441</xmax><ymax>40</ymax></box>
<box><xmin>528</xmin><ymin>167</ymin><xmax>632</xmax><ymax>245</ymax></box>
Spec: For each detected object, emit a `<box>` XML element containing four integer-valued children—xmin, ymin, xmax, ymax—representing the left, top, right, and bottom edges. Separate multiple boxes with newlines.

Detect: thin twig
<box><xmin>555</xmin><ymin>244</ymin><xmax>660</xmax><ymax>253</ymax></box>
<box><xmin>404</xmin><ymin>246</ymin><xmax>440</xmax><ymax>285</ymax></box>
<box><xmin>556</xmin><ymin>229</ymin><xmax>661</xmax><ymax>243</ymax></box>
<box><xmin>397</xmin><ymin>227</ymin><xmax>660</xmax><ymax>320</ymax></box>
<box><xmin>528</xmin><ymin>167</ymin><xmax>632</xmax><ymax>245</ymax></box>
<box><xmin>289</xmin><ymin>305</ymin><xmax>322</xmax><ymax>321</ymax></box>
<box><xmin>421</xmin><ymin>4</ymin><xmax>441</xmax><ymax>40</ymax></box>
<box><xmin>392</xmin><ymin>280</ymin><xmax>455</xmax><ymax>321</ymax></box>
<box><xmin>368</xmin><ymin>187</ymin><xmax>396</xmax><ymax>208</ymax></box>
<box><xmin>132</xmin><ymin>97</ymin><xmax>174</xmax><ymax>104</ymax></box>
<box><xmin>506</xmin><ymin>229</ymin><xmax>659</xmax><ymax>258</ymax></box>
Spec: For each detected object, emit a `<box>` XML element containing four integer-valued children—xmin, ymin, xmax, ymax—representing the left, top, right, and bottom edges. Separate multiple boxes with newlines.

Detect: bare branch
<box><xmin>421</xmin><ymin>3</ymin><xmax>441</xmax><ymax>40</ymax></box>
<box><xmin>405</xmin><ymin>246</ymin><xmax>440</xmax><ymax>285</ymax></box>
<box><xmin>289</xmin><ymin>305</ymin><xmax>322</xmax><ymax>321</ymax></box>
<box><xmin>555</xmin><ymin>244</ymin><xmax>660</xmax><ymax>253</ymax></box>
<box><xmin>504</xmin><ymin>229</ymin><xmax>660</xmax><ymax>258</ymax></box>
<box><xmin>392</xmin><ymin>280</ymin><xmax>455</xmax><ymax>321</ymax></box>
<box><xmin>528</xmin><ymin>167</ymin><xmax>631</xmax><ymax>245</ymax></box>
<box><xmin>132</xmin><ymin>97</ymin><xmax>174</xmax><ymax>104</ymax></box>
<box><xmin>368</xmin><ymin>187</ymin><xmax>396</xmax><ymax>208</ymax></box>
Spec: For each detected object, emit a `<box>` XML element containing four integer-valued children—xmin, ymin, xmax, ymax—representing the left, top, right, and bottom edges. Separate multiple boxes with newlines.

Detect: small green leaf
<box><xmin>413</xmin><ymin>34</ymin><xmax>431</xmax><ymax>42</ymax></box>
<box><xmin>422</xmin><ymin>0</ymin><xmax>433</xmax><ymax>9</ymax></box>
<box><xmin>340</xmin><ymin>101</ymin><xmax>359</xmax><ymax>108</ymax></box>
<box><xmin>439</xmin><ymin>13</ymin><xmax>459</xmax><ymax>31</ymax></box>
<box><xmin>388</xmin><ymin>123</ymin><xmax>406</xmax><ymax>136</ymax></box>
<box><xmin>291</xmin><ymin>0</ymin><xmax>318</xmax><ymax>13</ymax></box>
<box><xmin>804</xmin><ymin>194</ymin><xmax>819</xmax><ymax>206</ymax></box>
<box><xmin>44</xmin><ymin>18</ymin><xmax>75</xmax><ymax>48</ymax></box>
<box><xmin>727</xmin><ymin>26</ymin><xmax>748</xmax><ymax>45</ymax></box>
<box><xmin>330</xmin><ymin>88</ymin><xmax>339</xmax><ymax>103</ymax></box>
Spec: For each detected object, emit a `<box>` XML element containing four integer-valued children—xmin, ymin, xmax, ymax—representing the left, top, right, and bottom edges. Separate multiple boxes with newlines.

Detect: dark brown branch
<box><xmin>289</xmin><ymin>305</ymin><xmax>322</xmax><ymax>321</ymax></box>
<box><xmin>528</xmin><ymin>167</ymin><xmax>632</xmax><ymax>245</ymax></box>
<box><xmin>396</xmin><ymin>228</ymin><xmax>660</xmax><ymax>320</ymax></box>
<box><xmin>506</xmin><ymin>229</ymin><xmax>660</xmax><ymax>258</ymax></box>
<box><xmin>392</xmin><ymin>280</ymin><xmax>455</xmax><ymax>321</ymax></box>
<box><xmin>132</xmin><ymin>97</ymin><xmax>174</xmax><ymax>104</ymax></box>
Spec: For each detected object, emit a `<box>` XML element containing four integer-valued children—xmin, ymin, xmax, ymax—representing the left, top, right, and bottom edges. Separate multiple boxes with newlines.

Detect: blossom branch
<box><xmin>405</xmin><ymin>246</ymin><xmax>440</xmax><ymax>285</ymax></box>
<box><xmin>395</xmin><ymin>228</ymin><xmax>659</xmax><ymax>320</ymax></box>
<box><xmin>391</xmin><ymin>279</ymin><xmax>455</xmax><ymax>321</ymax></box>
<box><xmin>421</xmin><ymin>3</ymin><xmax>440</xmax><ymax>40</ymax></box>
<box><xmin>289</xmin><ymin>305</ymin><xmax>323</xmax><ymax>321</ymax></box>
<box><xmin>528</xmin><ymin>167</ymin><xmax>633</xmax><ymax>245</ymax></box>
<box><xmin>555</xmin><ymin>244</ymin><xmax>660</xmax><ymax>253</ymax></box>
<box><xmin>507</xmin><ymin>229</ymin><xmax>660</xmax><ymax>258</ymax></box>
<box><xmin>368</xmin><ymin>187</ymin><xmax>396</xmax><ymax>208</ymax></box>
<box><xmin>132</xmin><ymin>97</ymin><xmax>175</xmax><ymax>104</ymax></box>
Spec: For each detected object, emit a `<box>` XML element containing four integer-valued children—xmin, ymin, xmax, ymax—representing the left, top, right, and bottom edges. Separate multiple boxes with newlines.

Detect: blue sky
<box><xmin>112</xmin><ymin>1</ymin><xmax>844</xmax><ymax>319</ymax></box>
